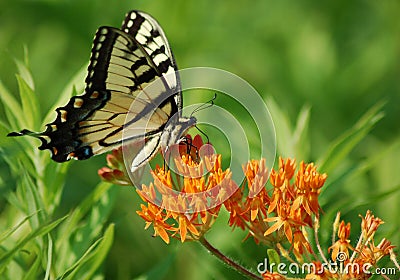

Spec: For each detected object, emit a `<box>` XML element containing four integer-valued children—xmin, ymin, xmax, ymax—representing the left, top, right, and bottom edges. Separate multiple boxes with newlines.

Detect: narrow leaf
<box><xmin>0</xmin><ymin>80</ymin><xmax>23</xmax><ymax>126</ymax></box>
<box><xmin>44</xmin><ymin>234</ymin><xmax>53</xmax><ymax>280</ymax></box>
<box><xmin>77</xmin><ymin>224</ymin><xmax>115</xmax><ymax>280</ymax></box>
<box><xmin>14</xmin><ymin>58</ymin><xmax>34</xmax><ymax>90</ymax></box>
<box><xmin>317</xmin><ymin>101</ymin><xmax>385</xmax><ymax>174</ymax></box>
<box><xmin>0</xmin><ymin>211</ymin><xmax>40</xmax><ymax>244</ymax></box>
<box><xmin>265</xmin><ymin>97</ymin><xmax>293</xmax><ymax>157</ymax></box>
<box><xmin>23</xmin><ymin>252</ymin><xmax>42</xmax><ymax>280</ymax></box>
<box><xmin>57</xmin><ymin>224</ymin><xmax>114</xmax><ymax>280</ymax></box>
<box><xmin>292</xmin><ymin>104</ymin><xmax>311</xmax><ymax>161</ymax></box>
<box><xmin>43</xmin><ymin>65</ymin><xmax>86</xmax><ymax>125</ymax></box>
<box><xmin>57</xmin><ymin>182</ymin><xmax>113</xmax><ymax>246</ymax></box>
<box><xmin>267</xmin><ymin>249</ymin><xmax>281</xmax><ymax>273</ymax></box>
<box><xmin>55</xmin><ymin>182</ymin><xmax>113</xmax><ymax>272</ymax></box>
<box><xmin>16</xmin><ymin>74</ymin><xmax>40</xmax><ymax>130</ymax></box>
<box><xmin>0</xmin><ymin>215</ymin><xmax>67</xmax><ymax>268</ymax></box>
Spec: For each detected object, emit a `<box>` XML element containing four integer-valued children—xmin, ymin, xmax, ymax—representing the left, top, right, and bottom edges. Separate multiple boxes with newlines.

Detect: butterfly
<box><xmin>8</xmin><ymin>10</ymin><xmax>196</xmax><ymax>172</ymax></box>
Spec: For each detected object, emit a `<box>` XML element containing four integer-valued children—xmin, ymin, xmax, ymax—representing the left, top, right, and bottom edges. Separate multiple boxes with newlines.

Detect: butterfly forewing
<box><xmin>8</xmin><ymin>10</ymin><xmax>183</xmax><ymax>163</ymax></box>
<box><xmin>122</xmin><ymin>11</ymin><xmax>182</xmax><ymax>109</ymax></box>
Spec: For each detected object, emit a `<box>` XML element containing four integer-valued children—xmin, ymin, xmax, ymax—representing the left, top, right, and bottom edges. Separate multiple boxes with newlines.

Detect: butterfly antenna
<box><xmin>194</xmin><ymin>125</ymin><xmax>209</xmax><ymax>144</ymax></box>
<box><xmin>190</xmin><ymin>93</ymin><xmax>217</xmax><ymax>117</ymax></box>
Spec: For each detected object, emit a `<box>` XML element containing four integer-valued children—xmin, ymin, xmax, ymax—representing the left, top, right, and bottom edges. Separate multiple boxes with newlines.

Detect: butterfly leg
<box><xmin>179</xmin><ymin>136</ymin><xmax>199</xmax><ymax>161</ymax></box>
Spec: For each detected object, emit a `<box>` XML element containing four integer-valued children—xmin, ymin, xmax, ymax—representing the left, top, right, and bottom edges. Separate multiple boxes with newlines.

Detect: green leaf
<box><xmin>133</xmin><ymin>252</ymin><xmax>176</xmax><ymax>280</ymax></box>
<box><xmin>57</xmin><ymin>182</ymin><xmax>113</xmax><ymax>245</ymax></box>
<box><xmin>16</xmin><ymin>74</ymin><xmax>40</xmax><ymax>130</ymax></box>
<box><xmin>77</xmin><ymin>224</ymin><xmax>114</xmax><ymax>280</ymax></box>
<box><xmin>0</xmin><ymin>119</ymin><xmax>13</xmax><ymax>147</ymax></box>
<box><xmin>317</xmin><ymin>101</ymin><xmax>385</xmax><ymax>174</ymax></box>
<box><xmin>267</xmin><ymin>249</ymin><xmax>280</xmax><ymax>273</ymax></box>
<box><xmin>265</xmin><ymin>96</ymin><xmax>311</xmax><ymax>161</ymax></box>
<box><xmin>3</xmin><ymin>153</ymin><xmax>36</xmax><ymax>185</ymax></box>
<box><xmin>23</xmin><ymin>251</ymin><xmax>42</xmax><ymax>280</ymax></box>
<box><xmin>0</xmin><ymin>211</ymin><xmax>40</xmax><ymax>244</ymax></box>
<box><xmin>57</xmin><ymin>224</ymin><xmax>114</xmax><ymax>280</ymax></box>
<box><xmin>44</xmin><ymin>234</ymin><xmax>53</xmax><ymax>280</ymax></box>
<box><xmin>55</xmin><ymin>182</ymin><xmax>114</xmax><ymax>273</ymax></box>
<box><xmin>265</xmin><ymin>96</ymin><xmax>293</xmax><ymax>159</ymax></box>
<box><xmin>14</xmin><ymin>57</ymin><xmax>34</xmax><ymax>90</ymax></box>
<box><xmin>0</xmin><ymin>79</ymin><xmax>23</xmax><ymax>127</ymax></box>
<box><xmin>43</xmin><ymin>65</ymin><xmax>86</xmax><ymax>125</ymax></box>
<box><xmin>42</xmin><ymin>161</ymin><xmax>69</xmax><ymax>212</ymax></box>
<box><xmin>292</xmin><ymin>104</ymin><xmax>311</xmax><ymax>161</ymax></box>
<box><xmin>70</xmin><ymin>184</ymin><xmax>117</xmax><ymax>258</ymax></box>
<box><xmin>20</xmin><ymin>168</ymin><xmax>47</xmax><ymax>228</ymax></box>
<box><xmin>0</xmin><ymin>215</ymin><xmax>67</xmax><ymax>270</ymax></box>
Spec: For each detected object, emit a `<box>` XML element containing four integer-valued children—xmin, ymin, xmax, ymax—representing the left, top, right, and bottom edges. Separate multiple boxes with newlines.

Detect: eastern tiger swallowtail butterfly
<box><xmin>8</xmin><ymin>10</ymin><xmax>196</xmax><ymax>172</ymax></box>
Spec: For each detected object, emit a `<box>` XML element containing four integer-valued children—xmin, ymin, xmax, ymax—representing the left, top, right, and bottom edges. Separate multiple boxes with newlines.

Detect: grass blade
<box><xmin>56</xmin><ymin>224</ymin><xmax>114</xmax><ymax>280</ymax></box>
<box><xmin>0</xmin><ymin>215</ymin><xmax>68</xmax><ymax>269</ymax></box>
<box><xmin>44</xmin><ymin>234</ymin><xmax>53</xmax><ymax>280</ymax></box>
<box><xmin>0</xmin><ymin>80</ymin><xmax>23</xmax><ymax>127</ymax></box>
<box><xmin>16</xmin><ymin>74</ymin><xmax>40</xmax><ymax>130</ymax></box>
<box><xmin>43</xmin><ymin>65</ymin><xmax>86</xmax><ymax>125</ymax></box>
<box><xmin>0</xmin><ymin>211</ymin><xmax>40</xmax><ymax>244</ymax></box>
<box><xmin>23</xmin><ymin>251</ymin><xmax>42</xmax><ymax>280</ymax></box>
<box><xmin>317</xmin><ymin>101</ymin><xmax>385</xmax><ymax>174</ymax></box>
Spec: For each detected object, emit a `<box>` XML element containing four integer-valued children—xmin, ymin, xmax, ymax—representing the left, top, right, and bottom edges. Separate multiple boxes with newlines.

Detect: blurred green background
<box><xmin>1</xmin><ymin>0</ymin><xmax>399</xmax><ymax>279</ymax></box>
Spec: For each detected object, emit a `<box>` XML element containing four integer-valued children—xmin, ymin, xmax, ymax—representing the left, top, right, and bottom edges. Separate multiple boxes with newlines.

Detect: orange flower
<box><xmin>98</xmin><ymin>142</ymin><xmax>397</xmax><ymax>279</ymax></box>
<box><xmin>136</xmin><ymin>203</ymin><xmax>176</xmax><ymax>244</ymax></box>
<box><xmin>243</xmin><ymin>159</ymin><xmax>269</xmax><ymax>221</ymax></box>
<box><xmin>292</xmin><ymin>161</ymin><xmax>327</xmax><ymax>216</ymax></box>
<box><xmin>292</xmin><ymin>230</ymin><xmax>313</xmax><ymax>260</ymax></box>
<box><xmin>268</xmin><ymin>157</ymin><xmax>296</xmax><ymax>214</ymax></box>
<box><xmin>329</xmin><ymin>221</ymin><xmax>353</xmax><ymax>262</ymax></box>
<box><xmin>224</xmin><ymin>187</ymin><xmax>249</xmax><ymax>230</ymax></box>
<box><xmin>262</xmin><ymin>271</ymin><xmax>287</xmax><ymax>280</ymax></box>
<box><xmin>222</xmin><ymin>156</ymin><xmax>327</xmax><ymax>250</ymax></box>
<box><xmin>360</xmin><ymin>210</ymin><xmax>384</xmax><ymax>242</ymax></box>
<box><xmin>95</xmin><ymin>129</ymin><xmax>400</xmax><ymax>280</ymax></box>
<box><xmin>264</xmin><ymin>201</ymin><xmax>295</xmax><ymax>242</ymax></box>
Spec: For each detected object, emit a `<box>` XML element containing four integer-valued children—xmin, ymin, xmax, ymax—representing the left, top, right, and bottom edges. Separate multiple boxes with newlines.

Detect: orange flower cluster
<box><xmin>136</xmin><ymin>152</ymin><xmax>234</xmax><ymax>243</ymax></box>
<box><xmin>225</xmin><ymin>157</ymin><xmax>327</xmax><ymax>260</ymax></box>
<box><xmin>132</xmin><ymin>145</ymin><xmax>328</xmax><ymax>249</ymax></box>
<box><xmin>266</xmin><ymin>211</ymin><xmax>397</xmax><ymax>280</ymax></box>
<box><xmin>98</xmin><ymin>136</ymin><xmax>398</xmax><ymax>279</ymax></box>
<box><xmin>133</xmin><ymin>135</ymin><xmax>236</xmax><ymax>243</ymax></box>
<box><xmin>315</xmin><ymin>211</ymin><xmax>396</xmax><ymax>280</ymax></box>
<box><xmin>99</xmin><ymin>140</ymin><xmax>328</xmax><ymax>252</ymax></box>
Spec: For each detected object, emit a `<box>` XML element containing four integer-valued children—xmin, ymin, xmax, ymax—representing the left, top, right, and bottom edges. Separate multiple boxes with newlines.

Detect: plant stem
<box><xmin>198</xmin><ymin>236</ymin><xmax>263</xmax><ymax>280</ymax></box>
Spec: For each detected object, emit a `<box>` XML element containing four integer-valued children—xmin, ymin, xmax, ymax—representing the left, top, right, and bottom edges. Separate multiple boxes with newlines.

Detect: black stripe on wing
<box><xmin>121</xmin><ymin>10</ymin><xmax>183</xmax><ymax>110</ymax></box>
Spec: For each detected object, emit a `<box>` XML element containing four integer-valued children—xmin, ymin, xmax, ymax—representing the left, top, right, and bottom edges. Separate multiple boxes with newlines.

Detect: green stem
<box><xmin>198</xmin><ymin>236</ymin><xmax>262</xmax><ymax>280</ymax></box>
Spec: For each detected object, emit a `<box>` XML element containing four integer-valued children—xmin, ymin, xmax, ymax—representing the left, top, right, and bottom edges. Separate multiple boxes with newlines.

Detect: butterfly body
<box><xmin>8</xmin><ymin>10</ymin><xmax>196</xmax><ymax>171</ymax></box>
<box><xmin>131</xmin><ymin>115</ymin><xmax>196</xmax><ymax>172</ymax></box>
